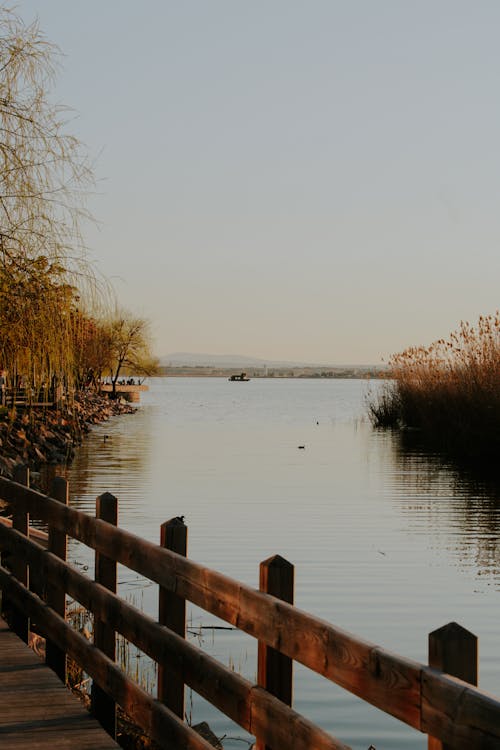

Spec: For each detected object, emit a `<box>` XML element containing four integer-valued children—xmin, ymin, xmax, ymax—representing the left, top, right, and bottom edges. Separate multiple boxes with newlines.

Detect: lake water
<box><xmin>65</xmin><ymin>377</ymin><xmax>500</xmax><ymax>750</ymax></box>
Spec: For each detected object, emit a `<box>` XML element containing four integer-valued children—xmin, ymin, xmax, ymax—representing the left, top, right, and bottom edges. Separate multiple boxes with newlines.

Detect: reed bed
<box><xmin>368</xmin><ymin>313</ymin><xmax>500</xmax><ymax>463</ymax></box>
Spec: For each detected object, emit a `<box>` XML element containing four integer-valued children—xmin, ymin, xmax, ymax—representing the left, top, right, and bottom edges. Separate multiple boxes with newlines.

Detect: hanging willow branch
<box><xmin>0</xmin><ymin>10</ymin><xmax>93</xmax><ymax>268</ymax></box>
<box><xmin>0</xmin><ymin>7</ymin><xmax>104</xmax><ymax>395</ymax></box>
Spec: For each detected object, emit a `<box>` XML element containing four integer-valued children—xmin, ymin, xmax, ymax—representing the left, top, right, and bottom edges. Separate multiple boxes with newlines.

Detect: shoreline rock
<box><xmin>0</xmin><ymin>389</ymin><xmax>136</xmax><ymax>492</ymax></box>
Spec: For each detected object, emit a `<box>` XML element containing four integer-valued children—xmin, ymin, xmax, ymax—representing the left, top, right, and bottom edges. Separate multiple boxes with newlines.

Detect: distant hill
<box><xmin>160</xmin><ymin>352</ymin><xmax>379</xmax><ymax>370</ymax></box>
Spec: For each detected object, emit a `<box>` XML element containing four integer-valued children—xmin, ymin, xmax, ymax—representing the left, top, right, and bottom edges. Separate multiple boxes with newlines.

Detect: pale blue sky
<box><xmin>15</xmin><ymin>1</ymin><xmax>500</xmax><ymax>363</ymax></box>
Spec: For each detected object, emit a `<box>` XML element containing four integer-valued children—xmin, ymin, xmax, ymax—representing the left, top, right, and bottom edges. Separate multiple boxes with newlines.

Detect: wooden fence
<box><xmin>3</xmin><ymin>386</ymin><xmax>56</xmax><ymax>408</ymax></box>
<box><xmin>0</xmin><ymin>470</ymin><xmax>499</xmax><ymax>750</ymax></box>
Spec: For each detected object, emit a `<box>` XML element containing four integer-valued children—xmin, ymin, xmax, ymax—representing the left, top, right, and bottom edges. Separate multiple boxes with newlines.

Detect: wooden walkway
<box><xmin>0</xmin><ymin>618</ymin><xmax>119</xmax><ymax>749</ymax></box>
<box><xmin>1</xmin><ymin>475</ymin><xmax>500</xmax><ymax>750</ymax></box>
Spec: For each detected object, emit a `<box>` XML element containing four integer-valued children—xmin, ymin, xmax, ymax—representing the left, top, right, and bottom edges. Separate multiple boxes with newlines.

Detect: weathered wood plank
<box><xmin>250</xmin><ymin>686</ymin><xmax>350</xmax><ymax>750</ymax></box>
<box><xmin>428</xmin><ymin>622</ymin><xmax>478</xmax><ymax>750</ymax></box>
<box><xmin>11</xmin><ymin>465</ymin><xmax>30</xmax><ymax>642</ymax></box>
<box><xmin>46</xmin><ymin>476</ymin><xmax>69</xmax><ymax>681</ymax></box>
<box><xmin>257</xmin><ymin>554</ymin><xmax>294</xmax><ymax>750</ymax></box>
<box><xmin>0</xmin><ymin>616</ymin><xmax>119</xmax><ymax>749</ymax></box>
<box><xmin>92</xmin><ymin>493</ymin><xmax>118</xmax><ymax>739</ymax></box>
<box><xmin>158</xmin><ymin>516</ymin><xmax>187</xmax><ymax>719</ymax></box>
<box><xmin>421</xmin><ymin>667</ymin><xmax>500</xmax><ymax>750</ymax></box>
<box><xmin>0</xmin><ymin>516</ymin><xmax>48</xmax><ymax>546</ymax></box>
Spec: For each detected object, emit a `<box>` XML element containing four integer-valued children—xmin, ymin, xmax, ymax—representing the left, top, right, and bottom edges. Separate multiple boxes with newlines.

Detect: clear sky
<box><xmin>15</xmin><ymin>1</ymin><xmax>500</xmax><ymax>364</ymax></box>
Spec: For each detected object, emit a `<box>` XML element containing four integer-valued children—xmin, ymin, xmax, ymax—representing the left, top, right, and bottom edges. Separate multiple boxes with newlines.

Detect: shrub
<box><xmin>367</xmin><ymin>312</ymin><xmax>500</xmax><ymax>462</ymax></box>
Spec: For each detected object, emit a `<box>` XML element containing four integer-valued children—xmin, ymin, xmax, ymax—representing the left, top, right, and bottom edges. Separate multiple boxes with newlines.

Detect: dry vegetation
<box><xmin>368</xmin><ymin>313</ymin><xmax>500</xmax><ymax>462</ymax></box>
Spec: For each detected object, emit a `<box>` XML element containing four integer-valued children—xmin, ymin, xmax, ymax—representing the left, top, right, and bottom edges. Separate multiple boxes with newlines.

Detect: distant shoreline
<box><xmin>159</xmin><ymin>366</ymin><xmax>387</xmax><ymax>379</ymax></box>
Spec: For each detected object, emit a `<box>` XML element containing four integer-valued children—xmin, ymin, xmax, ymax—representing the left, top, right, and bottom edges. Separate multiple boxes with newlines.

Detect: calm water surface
<box><xmin>66</xmin><ymin>378</ymin><xmax>500</xmax><ymax>749</ymax></box>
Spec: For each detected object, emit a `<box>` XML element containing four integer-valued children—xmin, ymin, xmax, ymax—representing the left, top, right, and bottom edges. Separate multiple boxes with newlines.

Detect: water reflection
<box><xmin>58</xmin><ymin>378</ymin><xmax>500</xmax><ymax>750</ymax></box>
<box><xmin>378</xmin><ymin>428</ymin><xmax>500</xmax><ymax>586</ymax></box>
<box><xmin>65</xmin><ymin>412</ymin><xmax>153</xmax><ymax>510</ymax></box>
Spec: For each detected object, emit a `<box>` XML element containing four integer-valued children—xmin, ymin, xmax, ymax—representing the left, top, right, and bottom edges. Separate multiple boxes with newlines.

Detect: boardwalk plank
<box><xmin>0</xmin><ymin>618</ymin><xmax>118</xmax><ymax>749</ymax></box>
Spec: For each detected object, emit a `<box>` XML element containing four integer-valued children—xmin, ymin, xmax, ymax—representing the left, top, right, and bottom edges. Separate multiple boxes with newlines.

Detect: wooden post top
<box><xmin>429</xmin><ymin>621</ymin><xmax>476</xmax><ymax>642</ymax></box>
<box><xmin>260</xmin><ymin>554</ymin><xmax>294</xmax><ymax>570</ymax></box>
<box><xmin>162</xmin><ymin>516</ymin><xmax>186</xmax><ymax>528</ymax></box>
<box><xmin>96</xmin><ymin>493</ymin><xmax>118</xmax><ymax>524</ymax></box>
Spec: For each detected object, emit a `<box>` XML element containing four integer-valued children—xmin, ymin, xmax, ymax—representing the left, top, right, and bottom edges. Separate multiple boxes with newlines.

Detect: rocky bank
<box><xmin>0</xmin><ymin>389</ymin><xmax>136</xmax><ymax>488</ymax></box>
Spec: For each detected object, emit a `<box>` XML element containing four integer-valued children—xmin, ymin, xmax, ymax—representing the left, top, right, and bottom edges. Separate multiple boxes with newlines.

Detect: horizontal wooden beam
<box><xmin>0</xmin><ymin>517</ymin><xmax>48</xmax><ymax>547</ymax></box>
<box><xmin>421</xmin><ymin>667</ymin><xmax>500</xmax><ymax>749</ymax></box>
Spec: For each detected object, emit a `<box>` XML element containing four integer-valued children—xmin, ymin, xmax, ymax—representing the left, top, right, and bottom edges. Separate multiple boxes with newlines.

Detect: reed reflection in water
<box><xmin>63</xmin><ymin>377</ymin><xmax>500</xmax><ymax>750</ymax></box>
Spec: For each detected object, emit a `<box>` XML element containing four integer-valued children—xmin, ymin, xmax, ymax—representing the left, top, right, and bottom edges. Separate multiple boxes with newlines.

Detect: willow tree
<box><xmin>106</xmin><ymin>311</ymin><xmax>159</xmax><ymax>397</ymax></box>
<box><xmin>71</xmin><ymin>312</ymin><xmax>114</xmax><ymax>390</ymax></box>
<box><xmin>0</xmin><ymin>256</ymin><xmax>77</xmax><ymax>403</ymax></box>
<box><xmin>0</xmin><ymin>7</ymin><xmax>94</xmax><ymax>395</ymax></box>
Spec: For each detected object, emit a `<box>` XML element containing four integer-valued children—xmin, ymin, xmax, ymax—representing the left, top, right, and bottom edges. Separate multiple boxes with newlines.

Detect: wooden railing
<box><xmin>0</xmin><ymin>470</ymin><xmax>499</xmax><ymax>750</ymax></box>
<box><xmin>4</xmin><ymin>386</ymin><xmax>56</xmax><ymax>407</ymax></box>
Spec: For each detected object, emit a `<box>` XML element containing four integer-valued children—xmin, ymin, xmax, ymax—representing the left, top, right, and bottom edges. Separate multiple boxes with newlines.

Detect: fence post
<box><xmin>428</xmin><ymin>621</ymin><xmax>478</xmax><ymax>750</ymax></box>
<box><xmin>11</xmin><ymin>464</ymin><xmax>30</xmax><ymax>643</ymax></box>
<box><xmin>91</xmin><ymin>492</ymin><xmax>118</xmax><ymax>739</ymax></box>
<box><xmin>256</xmin><ymin>554</ymin><xmax>294</xmax><ymax>750</ymax></box>
<box><xmin>45</xmin><ymin>476</ymin><xmax>69</xmax><ymax>681</ymax></box>
<box><xmin>158</xmin><ymin>516</ymin><xmax>187</xmax><ymax>720</ymax></box>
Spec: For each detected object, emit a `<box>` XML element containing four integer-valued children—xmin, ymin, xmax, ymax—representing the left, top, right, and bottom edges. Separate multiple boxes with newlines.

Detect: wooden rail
<box><xmin>4</xmin><ymin>386</ymin><xmax>55</xmax><ymax>408</ymax></box>
<box><xmin>0</xmin><ymin>473</ymin><xmax>499</xmax><ymax>750</ymax></box>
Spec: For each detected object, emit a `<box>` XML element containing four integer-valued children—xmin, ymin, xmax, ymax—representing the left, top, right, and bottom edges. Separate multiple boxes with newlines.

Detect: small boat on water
<box><xmin>228</xmin><ymin>372</ymin><xmax>250</xmax><ymax>382</ymax></box>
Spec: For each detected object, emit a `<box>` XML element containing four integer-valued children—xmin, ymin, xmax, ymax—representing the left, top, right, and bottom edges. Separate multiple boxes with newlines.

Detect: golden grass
<box><xmin>368</xmin><ymin>312</ymin><xmax>500</xmax><ymax>461</ymax></box>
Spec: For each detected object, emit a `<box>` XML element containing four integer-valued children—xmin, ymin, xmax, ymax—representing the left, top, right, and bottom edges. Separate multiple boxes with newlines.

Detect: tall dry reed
<box><xmin>368</xmin><ymin>312</ymin><xmax>500</xmax><ymax>462</ymax></box>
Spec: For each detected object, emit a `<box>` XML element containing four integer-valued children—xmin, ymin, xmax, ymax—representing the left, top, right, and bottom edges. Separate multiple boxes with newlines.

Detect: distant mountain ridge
<box><xmin>160</xmin><ymin>352</ymin><xmax>378</xmax><ymax>369</ymax></box>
